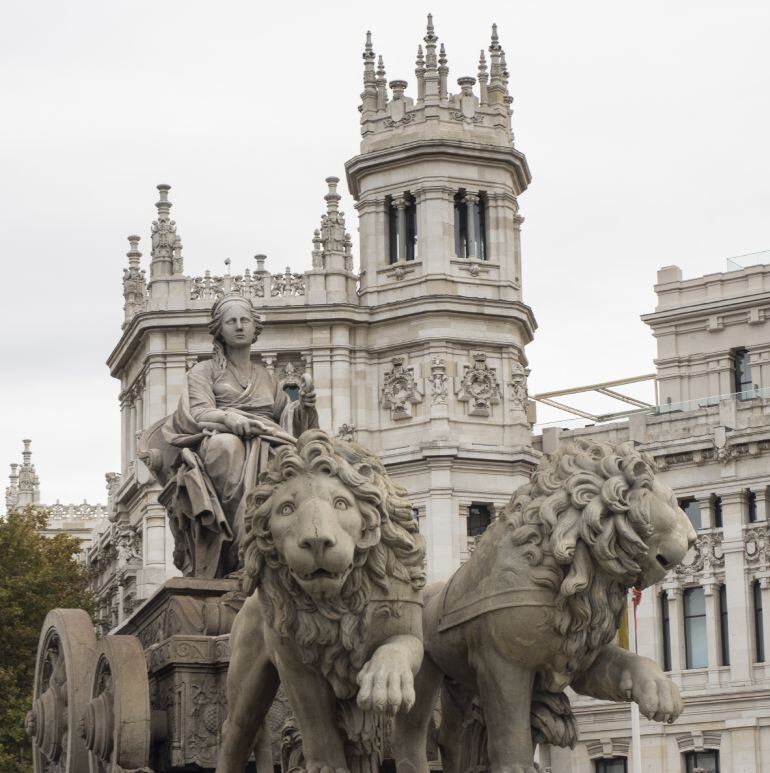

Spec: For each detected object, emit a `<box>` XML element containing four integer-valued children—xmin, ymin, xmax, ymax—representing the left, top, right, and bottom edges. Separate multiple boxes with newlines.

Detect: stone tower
<box><xmin>343</xmin><ymin>17</ymin><xmax>537</xmax><ymax>578</ymax></box>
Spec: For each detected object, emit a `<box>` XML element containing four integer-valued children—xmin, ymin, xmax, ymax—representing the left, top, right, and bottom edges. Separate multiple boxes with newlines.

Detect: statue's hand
<box><xmin>223</xmin><ymin>412</ymin><xmax>252</xmax><ymax>437</ymax></box>
<box><xmin>299</xmin><ymin>385</ymin><xmax>316</xmax><ymax>409</ymax></box>
<box><xmin>356</xmin><ymin>644</ymin><xmax>416</xmax><ymax>715</ymax></box>
<box><xmin>619</xmin><ymin>657</ymin><xmax>683</xmax><ymax>723</ymax></box>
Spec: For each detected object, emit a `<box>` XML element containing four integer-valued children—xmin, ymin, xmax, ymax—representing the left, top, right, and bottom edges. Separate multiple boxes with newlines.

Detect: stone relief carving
<box><xmin>336</xmin><ymin>423</ymin><xmax>357</xmax><ymax>442</ymax></box>
<box><xmin>674</xmin><ymin>531</ymin><xmax>725</xmax><ymax>577</ymax></box>
<box><xmin>455</xmin><ymin>352</ymin><xmax>501</xmax><ymax>416</ymax></box>
<box><xmin>381</xmin><ymin>356</ymin><xmax>423</xmax><ymax>420</ymax></box>
<box><xmin>428</xmin><ymin>356</ymin><xmax>449</xmax><ymax>405</ymax></box>
<box><xmin>744</xmin><ymin>526</ymin><xmax>768</xmax><ymax>566</ymax></box>
<box><xmin>508</xmin><ymin>356</ymin><xmax>529</xmax><ymax>412</ymax></box>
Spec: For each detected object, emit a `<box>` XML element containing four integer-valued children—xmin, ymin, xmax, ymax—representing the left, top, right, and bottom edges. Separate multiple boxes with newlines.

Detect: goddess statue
<box><xmin>152</xmin><ymin>294</ymin><xmax>318</xmax><ymax>578</ymax></box>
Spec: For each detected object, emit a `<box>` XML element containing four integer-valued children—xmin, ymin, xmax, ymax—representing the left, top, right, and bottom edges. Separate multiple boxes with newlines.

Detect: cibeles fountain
<box><xmin>26</xmin><ymin>292</ymin><xmax>696</xmax><ymax>773</ymax></box>
<box><xmin>26</xmin><ymin>17</ymin><xmax>697</xmax><ymax>773</ymax></box>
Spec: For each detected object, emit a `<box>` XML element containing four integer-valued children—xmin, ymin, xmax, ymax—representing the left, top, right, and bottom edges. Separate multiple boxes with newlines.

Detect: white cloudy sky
<box><xmin>1</xmin><ymin>1</ymin><xmax>768</xmax><ymax>504</ymax></box>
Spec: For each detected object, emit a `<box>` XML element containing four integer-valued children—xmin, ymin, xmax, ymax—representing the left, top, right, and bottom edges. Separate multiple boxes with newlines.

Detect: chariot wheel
<box><xmin>27</xmin><ymin>608</ymin><xmax>98</xmax><ymax>773</ymax></box>
<box><xmin>79</xmin><ymin>635</ymin><xmax>151</xmax><ymax>772</ymax></box>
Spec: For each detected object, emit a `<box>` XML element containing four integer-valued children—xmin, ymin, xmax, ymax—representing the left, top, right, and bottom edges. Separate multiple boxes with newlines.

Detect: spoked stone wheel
<box><xmin>79</xmin><ymin>635</ymin><xmax>151</xmax><ymax>772</ymax></box>
<box><xmin>27</xmin><ymin>608</ymin><xmax>97</xmax><ymax>773</ymax></box>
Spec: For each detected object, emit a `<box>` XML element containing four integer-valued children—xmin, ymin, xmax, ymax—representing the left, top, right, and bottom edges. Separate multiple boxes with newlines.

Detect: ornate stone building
<box><xmin>4</xmin><ymin>439</ymin><xmax>109</xmax><ymax>559</ymax></box>
<box><xmin>101</xmin><ymin>16</ymin><xmax>537</xmax><ymax>620</ymax></box>
<box><xmin>537</xmin><ymin>262</ymin><xmax>770</xmax><ymax>773</ymax></box>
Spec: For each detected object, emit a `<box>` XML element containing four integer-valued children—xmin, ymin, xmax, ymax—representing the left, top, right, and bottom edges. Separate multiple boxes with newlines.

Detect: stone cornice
<box><xmin>345</xmin><ymin>139</ymin><xmax>531</xmax><ymax>199</ymax></box>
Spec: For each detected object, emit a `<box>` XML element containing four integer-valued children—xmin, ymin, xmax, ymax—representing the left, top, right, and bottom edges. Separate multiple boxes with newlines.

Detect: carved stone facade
<box><xmin>537</xmin><ymin>261</ymin><xmax>770</xmax><ymax>773</ymax></box>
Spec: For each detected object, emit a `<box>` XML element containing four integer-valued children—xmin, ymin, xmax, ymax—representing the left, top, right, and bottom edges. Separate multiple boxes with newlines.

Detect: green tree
<box><xmin>0</xmin><ymin>507</ymin><xmax>93</xmax><ymax>773</ymax></box>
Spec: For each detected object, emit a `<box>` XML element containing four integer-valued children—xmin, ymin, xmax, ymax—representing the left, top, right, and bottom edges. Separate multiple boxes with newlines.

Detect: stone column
<box><xmin>703</xmin><ymin>579</ymin><xmax>722</xmax><ymax>685</ymax></box>
<box><xmin>425</xmin><ymin>457</ymin><xmax>456</xmax><ymax>582</ymax></box>
<box><xmin>119</xmin><ymin>395</ymin><xmax>129</xmax><ymax>475</ymax></box>
<box><xmin>464</xmin><ymin>193</ymin><xmax>478</xmax><ymax>259</ymax></box>
<box><xmin>128</xmin><ymin>401</ymin><xmax>137</xmax><ymax>465</ymax></box>
<box><xmin>330</xmin><ymin>324</ymin><xmax>351</xmax><ymax>434</ymax></box>
<box><xmin>722</xmin><ymin>490</ymin><xmax>752</xmax><ymax>683</ymax></box>
<box><xmin>393</xmin><ymin>196</ymin><xmax>407</xmax><ymax>263</ymax></box>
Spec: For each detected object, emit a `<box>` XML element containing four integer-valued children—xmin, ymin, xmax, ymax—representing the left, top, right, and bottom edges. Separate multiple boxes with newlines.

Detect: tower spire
<box><xmin>149</xmin><ymin>184</ymin><xmax>179</xmax><ymax>279</ymax></box>
<box><xmin>360</xmin><ymin>31</ymin><xmax>378</xmax><ymax>119</ymax></box>
<box><xmin>423</xmin><ymin>13</ymin><xmax>440</xmax><ymax>103</ymax></box>
<box><xmin>415</xmin><ymin>44</ymin><xmax>426</xmax><ymax>102</ymax></box>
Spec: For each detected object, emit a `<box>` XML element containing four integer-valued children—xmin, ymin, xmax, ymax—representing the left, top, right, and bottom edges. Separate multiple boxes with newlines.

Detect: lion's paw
<box><xmin>620</xmin><ymin>663</ymin><xmax>683</xmax><ymax>724</ymax></box>
<box><xmin>356</xmin><ymin>646</ymin><xmax>416</xmax><ymax>715</ymax></box>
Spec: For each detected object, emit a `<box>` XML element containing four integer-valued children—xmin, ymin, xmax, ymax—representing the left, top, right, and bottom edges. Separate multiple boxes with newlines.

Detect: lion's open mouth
<box><xmin>656</xmin><ymin>553</ymin><xmax>672</xmax><ymax>570</ymax></box>
<box><xmin>292</xmin><ymin>564</ymin><xmax>353</xmax><ymax>583</ymax></box>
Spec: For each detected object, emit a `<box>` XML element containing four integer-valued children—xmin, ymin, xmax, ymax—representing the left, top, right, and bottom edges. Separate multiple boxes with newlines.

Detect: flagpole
<box><xmin>629</xmin><ymin>589</ymin><xmax>642</xmax><ymax>773</ymax></box>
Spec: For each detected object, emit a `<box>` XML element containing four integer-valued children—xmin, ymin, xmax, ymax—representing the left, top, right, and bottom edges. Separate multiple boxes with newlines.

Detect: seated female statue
<box><xmin>162</xmin><ymin>293</ymin><xmax>318</xmax><ymax>577</ymax></box>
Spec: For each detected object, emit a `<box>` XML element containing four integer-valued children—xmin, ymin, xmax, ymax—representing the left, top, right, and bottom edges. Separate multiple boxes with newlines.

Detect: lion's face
<box><xmin>267</xmin><ymin>472</ymin><xmax>367</xmax><ymax>601</ymax></box>
<box><xmin>638</xmin><ymin>479</ymin><xmax>697</xmax><ymax>588</ymax></box>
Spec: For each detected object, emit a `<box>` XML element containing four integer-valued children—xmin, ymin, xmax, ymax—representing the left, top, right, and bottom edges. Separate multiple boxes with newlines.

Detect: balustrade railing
<box><xmin>190</xmin><ymin>267</ymin><xmax>305</xmax><ymax>301</ymax></box>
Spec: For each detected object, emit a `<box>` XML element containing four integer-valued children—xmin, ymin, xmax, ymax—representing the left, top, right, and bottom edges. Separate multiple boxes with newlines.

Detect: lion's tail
<box><xmin>530</xmin><ymin>674</ymin><xmax>577</xmax><ymax>749</ymax></box>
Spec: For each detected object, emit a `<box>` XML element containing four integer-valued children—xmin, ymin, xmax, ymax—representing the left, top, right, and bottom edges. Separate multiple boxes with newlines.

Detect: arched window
<box><xmin>454</xmin><ymin>190</ymin><xmax>487</xmax><ymax>260</ymax></box>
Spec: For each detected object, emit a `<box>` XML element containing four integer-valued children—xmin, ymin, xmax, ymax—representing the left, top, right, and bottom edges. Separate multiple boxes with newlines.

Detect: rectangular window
<box><xmin>454</xmin><ymin>193</ymin><xmax>468</xmax><ymax>258</ymax></box>
<box><xmin>405</xmin><ymin>198</ymin><xmax>417</xmax><ymax>261</ymax></box>
<box><xmin>595</xmin><ymin>759</ymin><xmax>627</xmax><ymax>773</ymax></box>
<box><xmin>719</xmin><ymin>584</ymin><xmax>730</xmax><ymax>666</ymax></box>
<box><xmin>660</xmin><ymin>591</ymin><xmax>672</xmax><ymax>671</ymax></box>
<box><xmin>470</xmin><ymin>196</ymin><xmax>487</xmax><ymax>260</ymax></box>
<box><xmin>388</xmin><ymin>197</ymin><xmax>399</xmax><ymax>264</ymax></box>
<box><xmin>712</xmin><ymin>494</ymin><xmax>723</xmax><ymax>528</ymax></box>
<box><xmin>684</xmin><ymin>586</ymin><xmax>707</xmax><ymax>668</ymax></box>
<box><xmin>679</xmin><ymin>497</ymin><xmax>702</xmax><ymax>530</ymax></box>
<box><xmin>684</xmin><ymin>749</ymin><xmax>720</xmax><ymax>773</ymax></box>
<box><xmin>747</xmin><ymin>489</ymin><xmax>758</xmax><ymax>523</ymax></box>
<box><xmin>467</xmin><ymin>503</ymin><xmax>492</xmax><ymax>537</ymax></box>
<box><xmin>754</xmin><ymin>580</ymin><xmax>765</xmax><ymax>662</ymax></box>
<box><xmin>733</xmin><ymin>348</ymin><xmax>753</xmax><ymax>398</ymax></box>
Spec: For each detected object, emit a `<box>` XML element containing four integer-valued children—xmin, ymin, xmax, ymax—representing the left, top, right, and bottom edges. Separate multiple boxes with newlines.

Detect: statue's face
<box><xmin>219</xmin><ymin>306</ymin><xmax>255</xmax><ymax>348</ymax></box>
<box><xmin>269</xmin><ymin>473</ymin><xmax>362</xmax><ymax>600</ymax></box>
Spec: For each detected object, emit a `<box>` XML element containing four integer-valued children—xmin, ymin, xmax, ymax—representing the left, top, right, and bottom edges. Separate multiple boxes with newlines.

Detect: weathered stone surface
<box><xmin>394</xmin><ymin>439</ymin><xmax>697</xmax><ymax>772</ymax></box>
<box><xmin>217</xmin><ymin>430</ymin><xmax>426</xmax><ymax>773</ymax></box>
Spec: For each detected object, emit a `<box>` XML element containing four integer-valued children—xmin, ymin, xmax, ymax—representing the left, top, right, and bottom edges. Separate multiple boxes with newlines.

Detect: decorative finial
<box><xmin>324</xmin><ymin>176</ymin><xmax>341</xmax><ymax>214</ymax></box>
<box><xmin>224</xmin><ymin>257</ymin><xmax>231</xmax><ymax>275</ymax></box>
<box><xmin>126</xmin><ymin>235</ymin><xmax>142</xmax><ymax>269</ymax></box>
<box><xmin>478</xmin><ymin>50</ymin><xmax>489</xmax><ymax>105</ymax></box>
<box><xmin>424</xmin><ymin>13</ymin><xmax>438</xmax><ymax>71</ymax></box>
<box><xmin>377</xmin><ymin>54</ymin><xmax>386</xmax><ymax>81</ymax></box>
<box><xmin>491</xmin><ymin>23</ymin><xmax>500</xmax><ymax>49</ymax></box>
<box><xmin>416</xmin><ymin>44</ymin><xmax>424</xmax><ymax>68</ymax></box>
<box><xmin>439</xmin><ymin>43</ymin><xmax>447</xmax><ymax>67</ymax></box>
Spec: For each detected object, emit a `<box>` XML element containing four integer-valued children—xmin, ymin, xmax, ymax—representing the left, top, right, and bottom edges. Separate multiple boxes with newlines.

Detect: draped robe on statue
<box><xmin>162</xmin><ymin>360</ymin><xmax>318</xmax><ymax>577</ymax></box>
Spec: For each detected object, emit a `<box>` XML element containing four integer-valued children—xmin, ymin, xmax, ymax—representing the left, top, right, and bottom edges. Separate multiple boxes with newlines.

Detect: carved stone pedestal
<box><xmin>114</xmin><ymin>577</ymin><xmax>247</xmax><ymax>772</ymax></box>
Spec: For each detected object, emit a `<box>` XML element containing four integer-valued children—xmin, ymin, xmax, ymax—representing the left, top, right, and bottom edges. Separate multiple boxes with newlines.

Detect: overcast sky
<box><xmin>1</xmin><ymin>1</ymin><xmax>768</xmax><ymax>504</ymax></box>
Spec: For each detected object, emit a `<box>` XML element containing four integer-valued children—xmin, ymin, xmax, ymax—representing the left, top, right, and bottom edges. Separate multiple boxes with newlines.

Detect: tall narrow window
<box><xmin>684</xmin><ymin>749</ymin><xmax>720</xmax><ymax>773</ymax></box>
<box><xmin>660</xmin><ymin>591</ymin><xmax>672</xmax><ymax>671</ymax></box>
<box><xmin>595</xmin><ymin>758</ymin><xmax>627</xmax><ymax>773</ymax></box>
<box><xmin>678</xmin><ymin>497</ymin><xmax>702</xmax><ymax>530</ymax></box>
<box><xmin>747</xmin><ymin>489</ymin><xmax>758</xmax><ymax>523</ymax></box>
<box><xmin>719</xmin><ymin>584</ymin><xmax>730</xmax><ymax>666</ymax></box>
<box><xmin>684</xmin><ymin>586</ymin><xmax>707</xmax><ymax>668</ymax></box>
<box><xmin>733</xmin><ymin>348</ymin><xmax>753</xmax><ymax>398</ymax></box>
<box><xmin>712</xmin><ymin>494</ymin><xmax>723</xmax><ymax>528</ymax></box>
<box><xmin>467</xmin><ymin>503</ymin><xmax>492</xmax><ymax>537</ymax></box>
<box><xmin>454</xmin><ymin>192</ymin><xmax>468</xmax><ymax>258</ymax></box>
<box><xmin>754</xmin><ymin>580</ymin><xmax>765</xmax><ymax>662</ymax></box>
<box><xmin>453</xmin><ymin>190</ymin><xmax>487</xmax><ymax>260</ymax></box>
<box><xmin>388</xmin><ymin>194</ymin><xmax>417</xmax><ymax>264</ymax></box>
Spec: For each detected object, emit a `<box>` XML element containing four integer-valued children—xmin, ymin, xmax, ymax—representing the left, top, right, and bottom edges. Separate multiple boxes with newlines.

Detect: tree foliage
<box><xmin>0</xmin><ymin>507</ymin><xmax>93</xmax><ymax>773</ymax></box>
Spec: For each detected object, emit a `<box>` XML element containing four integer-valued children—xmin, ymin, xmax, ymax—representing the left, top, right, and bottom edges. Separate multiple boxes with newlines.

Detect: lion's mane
<box><xmin>241</xmin><ymin>429</ymin><xmax>426</xmax><ymax>699</ymax></box>
<box><xmin>499</xmin><ymin>438</ymin><xmax>656</xmax><ymax>672</ymax></box>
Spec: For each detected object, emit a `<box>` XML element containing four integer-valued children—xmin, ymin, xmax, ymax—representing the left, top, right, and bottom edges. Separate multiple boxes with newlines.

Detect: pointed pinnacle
<box><xmin>439</xmin><ymin>42</ymin><xmax>447</xmax><ymax>67</ymax></box>
<box><xmin>490</xmin><ymin>23</ymin><xmax>500</xmax><ymax>52</ymax></box>
<box><xmin>416</xmin><ymin>44</ymin><xmax>424</xmax><ymax>67</ymax></box>
<box><xmin>377</xmin><ymin>54</ymin><xmax>386</xmax><ymax>79</ymax></box>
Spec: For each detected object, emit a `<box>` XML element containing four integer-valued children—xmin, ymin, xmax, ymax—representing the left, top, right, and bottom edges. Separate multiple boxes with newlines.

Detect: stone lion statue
<box><xmin>217</xmin><ymin>429</ymin><xmax>426</xmax><ymax>773</ymax></box>
<box><xmin>394</xmin><ymin>439</ymin><xmax>697</xmax><ymax>773</ymax></box>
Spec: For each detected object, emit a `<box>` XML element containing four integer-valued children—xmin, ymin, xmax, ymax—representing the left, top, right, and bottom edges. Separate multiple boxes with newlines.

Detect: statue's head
<box><xmin>209</xmin><ymin>294</ymin><xmax>263</xmax><ymax>349</ymax></box>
